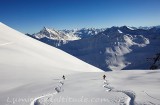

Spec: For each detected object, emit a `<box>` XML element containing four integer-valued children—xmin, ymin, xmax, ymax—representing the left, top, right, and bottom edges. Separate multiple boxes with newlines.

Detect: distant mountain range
<box><xmin>27</xmin><ymin>25</ymin><xmax>160</xmax><ymax>71</ymax></box>
<box><xmin>27</xmin><ymin>27</ymin><xmax>105</xmax><ymax>47</ymax></box>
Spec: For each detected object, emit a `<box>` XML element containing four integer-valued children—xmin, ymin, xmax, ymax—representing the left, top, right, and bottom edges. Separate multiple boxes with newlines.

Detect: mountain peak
<box><xmin>43</xmin><ymin>26</ymin><xmax>47</xmax><ymax>30</ymax></box>
<box><xmin>103</xmin><ymin>26</ymin><xmax>122</xmax><ymax>35</ymax></box>
<box><xmin>33</xmin><ymin>27</ymin><xmax>80</xmax><ymax>42</ymax></box>
<box><xmin>41</xmin><ymin>26</ymin><xmax>51</xmax><ymax>32</ymax></box>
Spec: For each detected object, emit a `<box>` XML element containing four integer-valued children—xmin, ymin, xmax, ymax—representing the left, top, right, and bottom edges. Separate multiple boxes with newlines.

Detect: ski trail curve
<box><xmin>30</xmin><ymin>92</ymin><xmax>57</xmax><ymax>105</ymax></box>
<box><xmin>103</xmin><ymin>80</ymin><xmax>136</xmax><ymax>105</ymax></box>
<box><xmin>114</xmin><ymin>90</ymin><xmax>135</xmax><ymax>105</ymax></box>
<box><xmin>30</xmin><ymin>80</ymin><xmax>64</xmax><ymax>105</ymax></box>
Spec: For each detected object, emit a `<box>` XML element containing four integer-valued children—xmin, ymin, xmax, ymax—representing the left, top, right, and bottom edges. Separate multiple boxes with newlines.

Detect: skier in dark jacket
<box><xmin>62</xmin><ymin>75</ymin><xmax>65</xmax><ymax>80</ymax></box>
<box><xmin>103</xmin><ymin>75</ymin><xmax>106</xmax><ymax>80</ymax></box>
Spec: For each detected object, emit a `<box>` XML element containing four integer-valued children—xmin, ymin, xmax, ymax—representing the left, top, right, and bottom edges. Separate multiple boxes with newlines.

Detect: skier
<box><xmin>103</xmin><ymin>75</ymin><xmax>106</xmax><ymax>80</ymax></box>
<box><xmin>62</xmin><ymin>75</ymin><xmax>65</xmax><ymax>80</ymax></box>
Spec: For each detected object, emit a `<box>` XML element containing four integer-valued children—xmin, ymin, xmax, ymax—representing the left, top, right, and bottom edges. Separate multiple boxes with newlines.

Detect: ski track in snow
<box><xmin>31</xmin><ymin>78</ymin><xmax>136</xmax><ymax>105</ymax></box>
<box><xmin>30</xmin><ymin>80</ymin><xmax>65</xmax><ymax>105</ymax></box>
<box><xmin>103</xmin><ymin>80</ymin><xmax>136</xmax><ymax>105</ymax></box>
<box><xmin>142</xmin><ymin>91</ymin><xmax>160</xmax><ymax>101</ymax></box>
<box><xmin>31</xmin><ymin>79</ymin><xmax>136</xmax><ymax>105</ymax></box>
<box><xmin>30</xmin><ymin>92</ymin><xmax>57</xmax><ymax>105</ymax></box>
<box><xmin>0</xmin><ymin>42</ymin><xmax>13</xmax><ymax>46</ymax></box>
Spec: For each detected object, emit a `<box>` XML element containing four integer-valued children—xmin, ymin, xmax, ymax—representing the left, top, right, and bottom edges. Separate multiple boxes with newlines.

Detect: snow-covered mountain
<box><xmin>32</xmin><ymin>27</ymin><xmax>104</xmax><ymax>47</ymax></box>
<box><xmin>33</xmin><ymin>27</ymin><xmax>80</xmax><ymax>40</ymax></box>
<box><xmin>29</xmin><ymin>25</ymin><xmax>160</xmax><ymax>71</ymax></box>
<box><xmin>0</xmin><ymin>22</ymin><xmax>101</xmax><ymax>105</ymax></box>
<box><xmin>59</xmin><ymin>26</ymin><xmax>160</xmax><ymax>71</ymax></box>
<box><xmin>32</xmin><ymin>27</ymin><xmax>80</xmax><ymax>46</ymax></box>
<box><xmin>1</xmin><ymin>22</ymin><xmax>160</xmax><ymax>105</ymax></box>
<box><xmin>60</xmin><ymin>28</ymin><xmax>105</xmax><ymax>38</ymax></box>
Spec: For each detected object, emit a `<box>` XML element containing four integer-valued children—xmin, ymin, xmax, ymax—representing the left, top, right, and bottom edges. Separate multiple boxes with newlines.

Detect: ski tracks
<box><xmin>30</xmin><ymin>92</ymin><xmax>57</xmax><ymax>105</ymax></box>
<box><xmin>30</xmin><ymin>80</ymin><xmax>65</xmax><ymax>105</ymax></box>
<box><xmin>30</xmin><ymin>78</ymin><xmax>136</xmax><ymax>105</ymax></box>
<box><xmin>142</xmin><ymin>91</ymin><xmax>160</xmax><ymax>101</ymax></box>
<box><xmin>103</xmin><ymin>79</ymin><xmax>136</xmax><ymax>105</ymax></box>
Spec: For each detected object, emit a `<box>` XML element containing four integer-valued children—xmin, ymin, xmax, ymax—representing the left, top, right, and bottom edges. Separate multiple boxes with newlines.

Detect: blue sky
<box><xmin>0</xmin><ymin>0</ymin><xmax>160</xmax><ymax>34</ymax></box>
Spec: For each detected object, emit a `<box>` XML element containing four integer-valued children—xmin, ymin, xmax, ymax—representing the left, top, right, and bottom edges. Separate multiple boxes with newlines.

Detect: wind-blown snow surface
<box><xmin>0</xmin><ymin>22</ymin><xmax>101</xmax><ymax>105</ymax></box>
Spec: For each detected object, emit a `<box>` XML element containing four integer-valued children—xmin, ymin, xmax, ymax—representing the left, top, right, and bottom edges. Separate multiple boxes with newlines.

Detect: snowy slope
<box><xmin>31</xmin><ymin>70</ymin><xmax>160</xmax><ymax>105</ymax></box>
<box><xmin>0</xmin><ymin>22</ymin><xmax>160</xmax><ymax>105</ymax></box>
<box><xmin>0</xmin><ymin>22</ymin><xmax>102</xmax><ymax>105</ymax></box>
